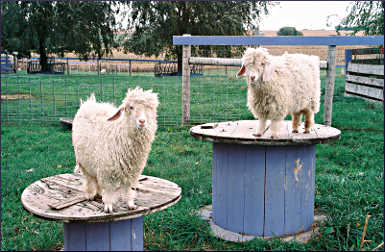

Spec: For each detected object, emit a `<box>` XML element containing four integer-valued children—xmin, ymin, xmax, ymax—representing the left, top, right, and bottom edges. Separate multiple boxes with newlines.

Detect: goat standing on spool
<box><xmin>72</xmin><ymin>87</ymin><xmax>159</xmax><ymax>212</ymax></box>
<box><xmin>237</xmin><ymin>47</ymin><xmax>321</xmax><ymax>138</ymax></box>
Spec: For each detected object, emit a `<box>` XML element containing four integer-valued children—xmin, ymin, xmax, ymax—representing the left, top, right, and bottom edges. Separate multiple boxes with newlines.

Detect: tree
<box><xmin>1</xmin><ymin>1</ymin><xmax>121</xmax><ymax>72</ymax></box>
<box><xmin>123</xmin><ymin>1</ymin><xmax>275</xmax><ymax>73</ymax></box>
<box><xmin>277</xmin><ymin>26</ymin><xmax>303</xmax><ymax>36</ymax></box>
<box><xmin>337</xmin><ymin>1</ymin><xmax>384</xmax><ymax>35</ymax></box>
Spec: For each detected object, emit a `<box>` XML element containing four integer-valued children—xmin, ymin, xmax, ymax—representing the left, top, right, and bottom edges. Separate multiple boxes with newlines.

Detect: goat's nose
<box><xmin>250</xmin><ymin>76</ymin><xmax>255</xmax><ymax>81</ymax></box>
<box><xmin>139</xmin><ymin>119</ymin><xmax>145</xmax><ymax>124</ymax></box>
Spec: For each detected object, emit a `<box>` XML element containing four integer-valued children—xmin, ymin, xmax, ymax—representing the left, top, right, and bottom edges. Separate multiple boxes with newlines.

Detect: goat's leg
<box><xmin>83</xmin><ymin>176</ymin><xmax>98</xmax><ymax>200</ymax></box>
<box><xmin>304</xmin><ymin>109</ymin><xmax>314</xmax><ymax>133</ymax></box>
<box><xmin>124</xmin><ymin>186</ymin><xmax>138</xmax><ymax>210</ymax></box>
<box><xmin>292</xmin><ymin>112</ymin><xmax>302</xmax><ymax>133</ymax></box>
<box><xmin>101</xmin><ymin>187</ymin><xmax>119</xmax><ymax>213</ymax></box>
<box><xmin>270</xmin><ymin>120</ymin><xmax>283</xmax><ymax>139</ymax></box>
<box><xmin>78</xmin><ymin>162</ymin><xmax>97</xmax><ymax>200</ymax></box>
<box><xmin>254</xmin><ymin>119</ymin><xmax>267</xmax><ymax>137</ymax></box>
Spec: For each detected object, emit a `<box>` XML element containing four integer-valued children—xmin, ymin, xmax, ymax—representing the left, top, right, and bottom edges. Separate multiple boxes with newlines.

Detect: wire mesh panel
<box><xmin>1</xmin><ymin>74</ymin><xmax>182</xmax><ymax>126</ymax></box>
<box><xmin>189</xmin><ymin>75</ymin><xmax>248</xmax><ymax>124</ymax></box>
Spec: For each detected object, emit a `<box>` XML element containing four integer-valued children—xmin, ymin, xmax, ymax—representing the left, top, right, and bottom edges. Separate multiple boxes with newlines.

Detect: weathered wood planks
<box><xmin>21</xmin><ymin>173</ymin><xmax>182</xmax><ymax>223</ymax></box>
<box><xmin>347</xmin><ymin>63</ymin><xmax>384</xmax><ymax>76</ymax></box>
<box><xmin>59</xmin><ymin>117</ymin><xmax>73</xmax><ymax>130</ymax></box>
<box><xmin>190</xmin><ymin>120</ymin><xmax>341</xmax><ymax>146</ymax></box>
<box><xmin>345</xmin><ymin>62</ymin><xmax>384</xmax><ymax>104</ymax></box>
<box><xmin>346</xmin><ymin>74</ymin><xmax>384</xmax><ymax>88</ymax></box>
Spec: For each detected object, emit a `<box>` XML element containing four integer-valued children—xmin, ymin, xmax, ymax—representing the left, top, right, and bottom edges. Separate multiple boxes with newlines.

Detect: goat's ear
<box><xmin>107</xmin><ymin>107</ymin><xmax>123</xmax><ymax>121</ymax></box>
<box><xmin>236</xmin><ymin>65</ymin><xmax>246</xmax><ymax>78</ymax></box>
<box><xmin>262</xmin><ymin>63</ymin><xmax>275</xmax><ymax>82</ymax></box>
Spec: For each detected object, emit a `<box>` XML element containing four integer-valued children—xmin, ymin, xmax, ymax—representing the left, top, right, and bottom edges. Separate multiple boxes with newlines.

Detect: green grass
<box><xmin>1</xmin><ymin>71</ymin><xmax>384</xmax><ymax>250</ymax></box>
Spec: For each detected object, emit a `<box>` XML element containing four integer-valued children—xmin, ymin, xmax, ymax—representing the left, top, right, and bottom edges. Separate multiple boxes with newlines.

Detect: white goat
<box><xmin>237</xmin><ymin>47</ymin><xmax>321</xmax><ymax>138</ymax></box>
<box><xmin>72</xmin><ymin>87</ymin><xmax>159</xmax><ymax>212</ymax></box>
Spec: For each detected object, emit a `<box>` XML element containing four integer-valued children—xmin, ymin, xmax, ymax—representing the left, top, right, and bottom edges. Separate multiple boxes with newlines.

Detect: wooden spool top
<box><xmin>21</xmin><ymin>173</ymin><xmax>182</xmax><ymax>223</ymax></box>
<box><xmin>59</xmin><ymin>117</ymin><xmax>73</xmax><ymax>130</ymax></box>
<box><xmin>190</xmin><ymin>120</ymin><xmax>341</xmax><ymax>146</ymax></box>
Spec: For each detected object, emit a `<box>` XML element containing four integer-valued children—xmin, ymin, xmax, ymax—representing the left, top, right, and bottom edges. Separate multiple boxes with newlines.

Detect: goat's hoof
<box><xmin>292</xmin><ymin>129</ymin><xmax>299</xmax><ymax>133</ymax></box>
<box><xmin>271</xmin><ymin>135</ymin><xmax>278</xmax><ymax>139</ymax></box>
<box><xmin>86</xmin><ymin>193</ymin><xmax>96</xmax><ymax>201</ymax></box>
<box><xmin>127</xmin><ymin>201</ymin><xmax>138</xmax><ymax>210</ymax></box>
<box><xmin>253</xmin><ymin>133</ymin><xmax>262</xmax><ymax>137</ymax></box>
<box><xmin>104</xmin><ymin>204</ymin><xmax>113</xmax><ymax>213</ymax></box>
<box><xmin>304</xmin><ymin>130</ymin><xmax>310</xmax><ymax>134</ymax></box>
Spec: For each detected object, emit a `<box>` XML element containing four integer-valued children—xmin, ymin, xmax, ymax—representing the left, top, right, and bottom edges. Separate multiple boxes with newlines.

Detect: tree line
<box><xmin>1</xmin><ymin>1</ymin><xmax>383</xmax><ymax>73</ymax></box>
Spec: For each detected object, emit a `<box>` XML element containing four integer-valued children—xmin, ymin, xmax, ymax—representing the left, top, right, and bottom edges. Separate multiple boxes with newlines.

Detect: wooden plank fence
<box><xmin>345</xmin><ymin>47</ymin><xmax>384</xmax><ymax>104</ymax></box>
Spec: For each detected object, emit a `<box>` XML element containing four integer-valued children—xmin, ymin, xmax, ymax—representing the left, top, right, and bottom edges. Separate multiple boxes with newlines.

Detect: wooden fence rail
<box><xmin>344</xmin><ymin>48</ymin><xmax>384</xmax><ymax>104</ymax></box>
<box><xmin>188</xmin><ymin>56</ymin><xmax>328</xmax><ymax>69</ymax></box>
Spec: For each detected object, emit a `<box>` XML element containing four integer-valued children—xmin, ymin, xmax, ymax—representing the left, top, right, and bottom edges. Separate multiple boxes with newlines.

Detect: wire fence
<box><xmin>10</xmin><ymin>56</ymin><xmax>177</xmax><ymax>76</ymax></box>
<box><xmin>1</xmin><ymin>73</ymin><xmax>249</xmax><ymax>126</ymax></box>
<box><xmin>1</xmin><ymin>45</ymin><xmax>382</xmax><ymax>127</ymax></box>
<box><xmin>1</xmin><ymin>74</ymin><xmax>182</xmax><ymax>126</ymax></box>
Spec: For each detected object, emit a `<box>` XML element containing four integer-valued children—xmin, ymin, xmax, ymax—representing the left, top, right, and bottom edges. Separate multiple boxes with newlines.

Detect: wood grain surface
<box><xmin>190</xmin><ymin>120</ymin><xmax>341</xmax><ymax>146</ymax></box>
<box><xmin>21</xmin><ymin>173</ymin><xmax>182</xmax><ymax>223</ymax></box>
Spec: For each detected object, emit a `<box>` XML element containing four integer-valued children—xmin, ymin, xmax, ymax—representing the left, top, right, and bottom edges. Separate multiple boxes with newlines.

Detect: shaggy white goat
<box><xmin>72</xmin><ymin>87</ymin><xmax>159</xmax><ymax>212</ymax></box>
<box><xmin>237</xmin><ymin>47</ymin><xmax>321</xmax><ymax>138</ymax></box>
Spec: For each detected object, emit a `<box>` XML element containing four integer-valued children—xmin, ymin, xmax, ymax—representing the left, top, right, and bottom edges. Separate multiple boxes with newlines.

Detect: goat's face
<box><xmin>107</xmin><ymin>87</ymin><xmax>159</xmax><ymax>130</ymax></box>
<box><xmin>237</xmin><ymin>47</ymin><xmax>273</xmax><ymax>83</ymax></box>
<box><xmin>237</xmin><ymin>62</ymin><xmax>264</xmax><ymax>84</ymax></box>
<box><xmin>107</xmin><ymin>101</ymin><xmax>157</xmax><ymax>130</ymax></box>
<box><xmin>124</xmin><ymin>102</ymin><xmax>156</xmax><ymax>130</ymax></box>
<box><xmin>246</xmin><ymin>64</ymin><xmax>263</xmax><ymax>83</ymax></box>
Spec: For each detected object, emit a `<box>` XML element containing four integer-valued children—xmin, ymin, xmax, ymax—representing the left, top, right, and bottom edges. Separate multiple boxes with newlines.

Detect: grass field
<box><xmin>1</xmin><ymin>71</ymin><xmax>384</xmax><ymax>250</ymax></box>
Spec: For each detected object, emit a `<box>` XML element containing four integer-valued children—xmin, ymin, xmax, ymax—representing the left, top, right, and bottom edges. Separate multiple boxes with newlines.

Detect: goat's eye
<box><xmin>129</xmin><ymin>106</ymin><xmax>134</xmax><ymax>110</ymax></box>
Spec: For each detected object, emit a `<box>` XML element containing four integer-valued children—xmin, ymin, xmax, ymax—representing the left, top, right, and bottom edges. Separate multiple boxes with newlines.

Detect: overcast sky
<box><xmin>259</xmin><ymin>1</ymin><xmax>355</xmax><ymax>30</ymax></box>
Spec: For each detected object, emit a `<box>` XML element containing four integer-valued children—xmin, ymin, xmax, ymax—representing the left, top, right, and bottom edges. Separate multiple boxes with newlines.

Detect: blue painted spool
<box><xmin>191</xmin><ymin>120</ymin><xmax>340</xmax><ymax>237</ymax></box>
<box><xmin>64</xmin><ymin>218</ymin><xmax>143</xmax><ymax>251</ymax></box>
<box><xmin>212</xmin><ymin>143</ymin><xmax>315</xmax><ymax>236</ymax></box>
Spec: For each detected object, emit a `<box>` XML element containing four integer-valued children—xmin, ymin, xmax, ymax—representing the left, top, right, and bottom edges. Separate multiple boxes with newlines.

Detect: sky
<box><xmin>259</xmin><ymin>1</ymin><xmax>355</xmax><ymax>31</ymax></box>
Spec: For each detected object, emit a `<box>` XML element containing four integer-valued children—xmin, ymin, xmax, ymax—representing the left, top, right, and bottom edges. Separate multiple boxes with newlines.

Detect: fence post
<box><xmin>97</xmin><ymin>58</ymin><xmax>100</xmax><ymax>76</ymax></box>
<box><xmin>13</xmin><ymin>54</ymin><xmax>17</xmax><ymax>73</ymax></box>
<box><xmin>324</xmin><ymin>45</ymin><xmax>337</xmax><ymax>126</ymax></box>
<box><xmin>345</xmin><ymin>49</ymin><xmax>353</xmax><ymax>74</ymax></box>
<box><xmin>67</xmin><ymin>58</ymin><xmax>70</xmax><ymax>75</ymax></box>
<box><xmin>182</xmin><ymin>34</ymin><xmax>191</xmax><ymax>125</ymax></box>
<box><xmin>129</xmin><ymin>60</ymin><xmax>132</xmax><ymax>76</ymax></box>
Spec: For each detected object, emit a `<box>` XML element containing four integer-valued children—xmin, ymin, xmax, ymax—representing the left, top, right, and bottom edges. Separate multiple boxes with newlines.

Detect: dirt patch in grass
<box><xmin>1</xmin><ymin>94</ymin><xmax>33</xmax><ymax>100</ymax></box>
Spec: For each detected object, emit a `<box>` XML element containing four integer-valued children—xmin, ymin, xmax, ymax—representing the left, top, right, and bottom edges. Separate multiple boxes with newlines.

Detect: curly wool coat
<box><xmin>237</xmin><ymin>47</ymin><xmax>321</xmax><ymax>136</ymax></box>
<box><xmin>72</xmin><ymin>87</ymin><xmax>159</xmax><ymax>211</ymax></box>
